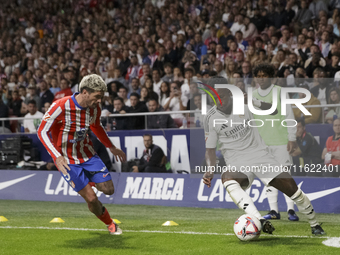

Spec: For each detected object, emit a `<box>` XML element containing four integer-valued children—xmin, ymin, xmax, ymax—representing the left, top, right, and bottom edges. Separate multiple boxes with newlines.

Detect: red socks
<box><xmin>96</xmin><ymin>207</ymin><xmax>113</xmax><ymax>225</ymax></box>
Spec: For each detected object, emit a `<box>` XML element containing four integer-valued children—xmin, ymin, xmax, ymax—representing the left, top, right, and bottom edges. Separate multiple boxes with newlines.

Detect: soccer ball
<box><xmin>233</xmin><ymin>214</ymin><xmax>261</xmax><ymax>241</ymax></box>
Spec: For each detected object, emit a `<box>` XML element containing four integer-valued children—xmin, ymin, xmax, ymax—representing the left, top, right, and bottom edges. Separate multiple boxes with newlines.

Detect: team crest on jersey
<box><xmin>69</xmin><ymin>127</ymin><xmax>88</xmax><ymax>143</ymax></box>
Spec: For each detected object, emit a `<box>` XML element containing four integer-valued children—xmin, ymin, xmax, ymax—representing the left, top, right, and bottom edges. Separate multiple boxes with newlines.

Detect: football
<box><xmin>233</xmin><ymin>214</ymin><xmax>261</xmax><ymax>241</ymax></box>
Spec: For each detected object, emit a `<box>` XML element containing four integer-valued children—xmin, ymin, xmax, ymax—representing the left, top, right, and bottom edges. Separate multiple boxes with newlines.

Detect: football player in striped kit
<box><xmin>38</xmin><ymin>74</ymin><xmax>126</xmax><ymax>235</ymax></box>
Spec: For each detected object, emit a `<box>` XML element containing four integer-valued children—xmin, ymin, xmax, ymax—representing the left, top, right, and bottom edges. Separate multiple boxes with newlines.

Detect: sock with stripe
<box><xmin>290</xmin><ymin>188</ymin><xmax>318</xmax><ymax>227</ymax></box>
<box><xmin>223</xmin><ymin>180</ymin><xmax>263</xmax><ymax>220</ymax></box>
<box><xmin>96</xmin><ymin>207</ymin><xmax>113</xmax><ymax>225</ymax></box>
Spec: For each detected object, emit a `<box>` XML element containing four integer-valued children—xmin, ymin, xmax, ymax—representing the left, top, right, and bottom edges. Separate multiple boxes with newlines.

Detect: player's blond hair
<box><xmin>79</xmin><ymin>74</ymin><xmax>107</xmax><ymax>93</ymax></box>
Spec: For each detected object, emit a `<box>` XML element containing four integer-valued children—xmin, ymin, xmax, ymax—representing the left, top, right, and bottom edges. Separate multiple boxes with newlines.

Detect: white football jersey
<box><xmin>203</xmin><ymin>105</ymin><xmax>268</xmax><ymax>163</ymax></box>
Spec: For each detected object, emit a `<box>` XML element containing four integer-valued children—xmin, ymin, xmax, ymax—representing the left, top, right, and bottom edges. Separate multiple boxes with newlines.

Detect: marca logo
<box><xmin>201</xmin><ymin>84</ymin><xmax>312</xmax><ymax>116</ymax></box>
<box><xmin>122</xmin><ymin>177</ymin><xmax>184</xmax><ymax>200</ymax></box>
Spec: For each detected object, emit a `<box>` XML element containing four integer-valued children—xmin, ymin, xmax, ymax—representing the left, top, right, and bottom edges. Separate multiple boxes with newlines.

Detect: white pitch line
<box><xmin>0</xmin><ymin>226</ymin><xmax>329</xmax><ymax>239</ymax></box>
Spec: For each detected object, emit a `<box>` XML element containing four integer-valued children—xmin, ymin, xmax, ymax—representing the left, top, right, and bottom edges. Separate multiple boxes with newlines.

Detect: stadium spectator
<box><xmin>235</xmin><ymin>31</ymin><xmax>248</xmax><ymax>52</ymax></box>
<box><xmin>49</xmin><ymin>78</ymin><xmax>61</xmax><ymax>95</ymax></box>
<box><xmin>117</xmin><ymin>86</ymin><xmax>130</xmax><ymax>107</ymax></box>
<box><xmin>325</xmin><ymin>87</ymin><xmax>340</xmax><ymax>124</ymax></box>
<box><xmin>322</xmin><ymin>118</ymin><xmax>340</xmax><ymax>165</ymax></box>
<box><xmin>132</xmin><ymin>134</ymin><xmax>167</xmax><ymax>173</ymax></box>
<box><xmin>173</xmin><ymin>67</ymin><xmax>184</xmax><ymax>83</ymax></box>
<box><xmin>140</xmin><ymin>86</ymin><xmax>150</xmax><ymax>104</ymax></box>
<box><xmin>54</xmin><ymin>79</ymin><xmax>73</xmax><ymax>102</ymax></box>
<box><xmin>42</xmin><ymin>102</ymin><xmax>51</xmax><ymax>114</ymax></box>
<box><xmin>147</xmin><ymin>99</ymin><xmax>177</xmax><ymax>129</ymax></box>
<box><xmin>128</xmin><ymin>78</ymin><xmax>141</xmax><ymax>98</ymax></box>
<box><xmin>293</xmin><ymin>85</ymin><xmax>322</xmax><ymax>124</ymax></box>
<box><xmin>152</xmin><ymin>69</ymin><xmax>162</xmax><ymax>96</ymax></box>
<box><xmin>125</xmin><ymin>55</ymin><xmax>142</xmax><ymax>85</ymax></box>
<box><xmin>241</xmin><ymin>61</ymin><xmax>253</xmax><ymax>86</ymax></box>
<box><xmin>214</xmin><ymin>60</ymin><xmax>227</xmax><ymax>79</ymax></box>
<box><xmin>309</xmin><ymin>0</ymin><xmax>328</xmax><ymax>19</ymax></box>
<box><xmin>37</xmin><ymin>80</ymin><xmax>54</xmax><ymax>112</ymax></box>
<box><xmin>140</xmin><ymin>64</ymin><xmax>152</xmax><ymax>86</ymax></box>
<box><xmin>0</xmin><ymin>89</ymin><xmax>11</xmax><ymax>133</ymax></box>
<box><xmin>105</xmin><ymin>97</ymin><xmax>129</xmax><ymax>131</ymax></box>
<box><xmin>23</xmin><ymin>100</ymin><xmax>43</xmax><ymax>133</ymax></box>
<box><xmin>159</xmin><ymin>81</ymin><xmax>170</xmax><ymax>107</ymax></box>
<box><xmin>163</xmin><ymin>81</ymin><xmax>188</xmax><ymax>124</ymax></box>
<box><xmin>24</xmin><ymin>84</ymin><xmax>41</xmax><ymax>111</ymax></box>
<box><xmin>230</xmin><ymin>14</ymin><xmax>245</xmax><ymax>35</ymax></box>
<box><xmin>144</xmin><ymin>77</ymin><xmax>159</xmax><ymax>102</ymax></box>
<box><xmin>242</xmin><ymin>17</ymin><xmax>258</xmax><ymax>41</ymax></box>
<box><xmin>127</xmin><ymin>92</ymin><xmax>148</xmax><ymax>130</ymax></box>
<box><xmin>293</xmin><ymin>0</ymin><xmax>312</xmax><ymax>29</ymax></box>
<box><xmin>8</xmin><ymin>90</ymin><xmax>22</xmax><ymax>117</ymax></box>
<box><xmin>310</xmin><ymin>70</ymin><xmax>334</xmax><ymax>105</ymax></box>
<box><xmin>291</xmin><ymin>119</ymin><xmax>323</xmax><ymax>168</ymax></box>
<box><xmin>162</xmin><ymin>63</ymin><xmax>174</xmax><ymax>83</ymax></box>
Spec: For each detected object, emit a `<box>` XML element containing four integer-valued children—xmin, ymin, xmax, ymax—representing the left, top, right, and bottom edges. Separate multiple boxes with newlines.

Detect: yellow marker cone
<box><xmin>50</xmin><ymin>217</ymin><xmax>65</xmax><ymax>223</ymax></box>
<box><xmin>162</xmin><ymin>221</ymin><xmax>178</xmax><ymax>226</ymax></box>
<box><xmin>0</xmin><ymin>216</ymin><xmax>8</xmax><ymax>222</ymax></box>
<box><xmin>113</xmin><ymin>219</ymin><xmax>121</xmax><ymax>224</ymax></box>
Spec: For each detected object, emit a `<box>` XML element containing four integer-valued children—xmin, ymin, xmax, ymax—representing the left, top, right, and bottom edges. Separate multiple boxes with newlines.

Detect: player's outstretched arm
<box><xmin>203</xmin><ymin>148</ymin><xmax>216</xmax><ymax>188</ymax></box>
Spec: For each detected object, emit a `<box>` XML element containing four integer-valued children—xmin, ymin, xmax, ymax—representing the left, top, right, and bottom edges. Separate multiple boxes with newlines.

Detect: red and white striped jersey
<box><xmin>37</xmin><ymin>93</ymin><xmax>113</xmax><ymax>165</ymax></box>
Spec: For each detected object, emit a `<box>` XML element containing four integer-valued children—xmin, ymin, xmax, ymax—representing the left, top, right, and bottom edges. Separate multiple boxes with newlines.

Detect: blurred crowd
<box><xmin>1</xmin><ymin>0</ymin><xmax>340</xmax><ymax>133</ymax></box>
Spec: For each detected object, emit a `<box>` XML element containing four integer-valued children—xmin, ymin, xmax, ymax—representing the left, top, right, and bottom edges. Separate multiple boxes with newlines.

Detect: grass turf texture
<box><xmin>0</xmin><ymin>200</ymin><xmax>339</xmax><ymax>255</ymax></box>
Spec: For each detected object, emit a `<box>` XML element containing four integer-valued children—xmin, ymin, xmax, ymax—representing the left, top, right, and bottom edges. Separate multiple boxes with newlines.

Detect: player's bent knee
<box><xmin>103</xmin><ymin>186</ymin><xmax>114</xmax><ymax>195</ymax></box>
<box><xmin>269</xmin><ymin>173</ymin><xmax>298</xmax><ymax>197</ymax></box>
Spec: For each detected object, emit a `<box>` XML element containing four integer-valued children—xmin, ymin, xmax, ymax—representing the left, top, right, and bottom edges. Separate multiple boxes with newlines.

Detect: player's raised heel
<box><xmin>263</xmin><ymin>210</ymin><xmax>281</xmax><ymax>220</ymax></box>
<box><xmin>260</xmin><ymin>219</ymin><xmax>275</xmax><ymax>234</ymax></box>
<box><xmin>108</xmin><ymin>220</ymin><xmax>123</xmax><ymax>235</ymax></box>
<box><xmin>311</xmin><ymin>225</ymin><xmax>326</xmax><ymax>236</ymax></box>
<box><xmin>287</xmin><ymin>210</ymin><xmax>299</xmax><ymax>221</ymax></box>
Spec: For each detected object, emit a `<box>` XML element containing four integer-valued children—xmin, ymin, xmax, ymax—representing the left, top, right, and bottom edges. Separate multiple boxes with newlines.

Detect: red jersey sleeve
<box><xmin>90</xmin><ymin>105</ymin><xmax>114</xmax><ymax>148</ymax></box>
<box><xmin>37</xmin><ymin>102</ymin><xmax>63</xmax><ymax>161</ymax></box>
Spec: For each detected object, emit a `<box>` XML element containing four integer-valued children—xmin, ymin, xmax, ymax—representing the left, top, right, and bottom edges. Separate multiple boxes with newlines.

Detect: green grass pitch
<box><xmin>0</xmin><ymin>200</ymin><xmax>340</xmax><ymax>255</ymax></box>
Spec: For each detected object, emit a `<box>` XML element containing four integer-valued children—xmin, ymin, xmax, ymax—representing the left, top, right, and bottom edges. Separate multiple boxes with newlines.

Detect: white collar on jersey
<box><xmin>258</xmin><ymin>84</ymin><xmax>275</xmax><ymax>97</ymax></box>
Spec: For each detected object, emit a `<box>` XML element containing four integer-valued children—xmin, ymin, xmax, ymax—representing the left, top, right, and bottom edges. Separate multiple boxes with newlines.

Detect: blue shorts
<box><xmin>60</xmin><ymin>155</ymin><xmax>112</xmax><ymax>192</ymax></box>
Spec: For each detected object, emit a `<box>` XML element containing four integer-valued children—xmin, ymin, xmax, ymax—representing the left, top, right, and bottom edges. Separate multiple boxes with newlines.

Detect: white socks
<box><xmin>266</xmin><ymin>187</ymin><xmax>295</xmax><ymax>213</ymax></box>
<box><xmin>266</xmin><ymin>187</ymin><xmax>279</xmax><ymax>213</ymax></box>
<box><xmin>223</xmin><ymin>180</ymin><xmax>262</xmax><ymax>220</ymax></box>
<box><xmin>290</xmin><ymin>188</ymin><xmax>318</xmax><ymax>227</ymax></box>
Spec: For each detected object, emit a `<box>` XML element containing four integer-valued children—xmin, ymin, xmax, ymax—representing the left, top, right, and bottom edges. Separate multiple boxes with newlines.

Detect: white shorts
<box><xmin>223</xmin><ymin>149</ymin><xmax>288</xmax><ymax>190</ymax></box>
<box><xmin>268</xmin><ymin>145</ymin><xmax>292</xmax><ymax>166</ymax></box>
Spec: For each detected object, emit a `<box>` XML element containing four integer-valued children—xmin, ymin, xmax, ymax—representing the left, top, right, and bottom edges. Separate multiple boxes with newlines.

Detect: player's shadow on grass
<box><xmin>62</xmin><ymin>232</ymin><xmax>134</xmax><ymax>250</ymax></box>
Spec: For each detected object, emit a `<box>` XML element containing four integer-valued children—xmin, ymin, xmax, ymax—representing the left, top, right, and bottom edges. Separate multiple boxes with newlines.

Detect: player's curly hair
<box><xmin>253</xmin><ymin>63</ymin><xmax>276</xmax><ymax>78</ymax></box>
<box><xmin>79</xmin><ymin>74</ymin><xmax>107</xmax><ymax>93</ymax></box>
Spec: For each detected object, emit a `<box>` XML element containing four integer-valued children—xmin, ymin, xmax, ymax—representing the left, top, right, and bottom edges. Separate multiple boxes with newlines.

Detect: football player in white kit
<box><xmin>202</xmin><ymin>76</ymin><xmax>325</xmax><ymax>235</ymax></box>
<box><xmin>252</xmin><ymin>63</ymin><xmax>299</xmax><ymax>221</ymax></box>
